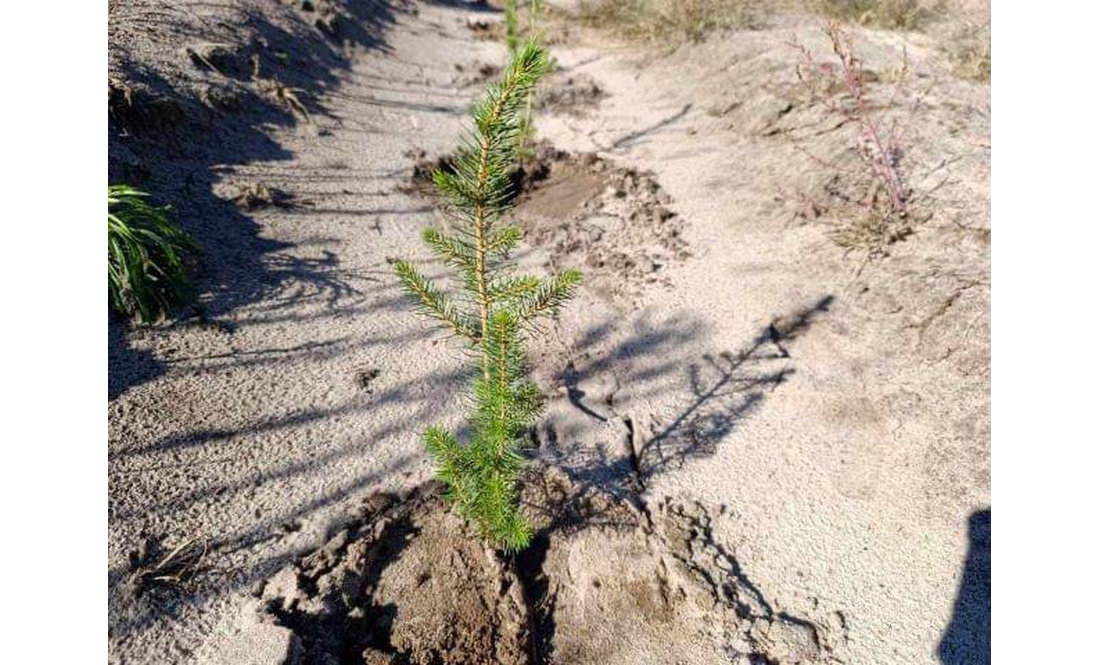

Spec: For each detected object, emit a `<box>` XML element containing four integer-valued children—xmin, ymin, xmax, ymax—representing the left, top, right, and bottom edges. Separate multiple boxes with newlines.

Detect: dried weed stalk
<box><xmin>791</xmin><ymin>22</ymin><xmax>924</xmax><ymax>256</ymax></box>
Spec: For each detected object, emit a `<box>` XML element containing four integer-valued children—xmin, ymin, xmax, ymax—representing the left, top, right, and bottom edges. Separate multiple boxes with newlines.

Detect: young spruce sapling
<box><xmin>394</xmin><ymin>41</ymin><xmax>581</xmax><ymax>552</ymax></box>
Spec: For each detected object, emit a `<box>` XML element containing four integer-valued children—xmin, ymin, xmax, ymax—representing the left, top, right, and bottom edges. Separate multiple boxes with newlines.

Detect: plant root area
<box><xmin>227</xmin><ymin>465</ymin><xmax>845</xmax><ymax>665</ymax></box>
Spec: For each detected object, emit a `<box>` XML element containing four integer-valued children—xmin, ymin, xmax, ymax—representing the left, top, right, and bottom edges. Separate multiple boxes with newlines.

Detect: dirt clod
<box><xmin>216</xmin><ymin>182</ymin><xmax>298</xmax><ymax>210</ymax></box>
<box><xmin>465</xmin><ymin>16</ymin><xmax>502</xmax><ymax>41</ymax></box>
<box><xmin>184</xmin><ymin>42</ymin><xmax>244</xmax><ymax>76</ymax></box>
<box><xmin>354</xmin><ymin>367</ymin><xmax>381</xmax><ymax>392</ymax></box>
<box><xmin>535</xmin><ymin>73</ymin><xmax>606</xmax><ymax>116</ymax></box>
<box><xmin>258</xmin><ymin>485</ymin><xmax>529</xmax><ymax>665</ymax></box>
<box><xmin>202</xmin><ymin>622</ymin><xmax>304</xmax><ymax>665</ymax></box>
<box><xmin>402</xmin><ymin>142</ymin><xmax>687</xmax><ymax>301</ymax></box>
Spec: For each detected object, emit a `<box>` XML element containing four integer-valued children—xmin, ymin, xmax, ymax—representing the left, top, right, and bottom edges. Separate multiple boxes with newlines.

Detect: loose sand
<box><xmin>109</xmin><ymin>1</ymin><xmax>989</xmax><ymax>663</ymax></box>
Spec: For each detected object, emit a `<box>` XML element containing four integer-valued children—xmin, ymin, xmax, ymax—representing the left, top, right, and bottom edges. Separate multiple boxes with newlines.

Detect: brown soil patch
<box><xmin>245</xmin><ymin>466</ymin><xmax>848</xmax><ymax>664</ymax></box>
<box><xmin>509</xmin><ymin>144</ymin><xmax>690</xmax><ymax>299</ymax></box>
<box><xmin>535</xmin><ymin>72</ymin><xmax>606</xmax><ymax>116</ymax></box>
<box><xmin>402</xmin><ymin>142</ymin><xmax>689</xmax><ymax>301</ymax></box>
<box><xmin>255</xmin><ymin>485</ymin><xmax>528</xmax><ymax>664</ymax></box>
<box><xmin>517</xmin><ymin>158</ymin><xmax>607</xmax><ymax>222</ymax></box>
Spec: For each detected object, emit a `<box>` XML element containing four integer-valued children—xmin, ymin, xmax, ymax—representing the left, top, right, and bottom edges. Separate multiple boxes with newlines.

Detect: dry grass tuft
<box><xmin>815</xmin><ymin>0</ymin><xmax>940</xmax><ymax>31</ymax></box>
<box><xmin>578</xmin><ymin>0</ymin><xmax>759</xmax><ymax>46</ymax></box>
<box><xmin>827</xmin><ymin>187</ymin><xmax>914</xmax><ymax>253</ymax></box>
<box><xmin>250</xmin><ymin>54</ymin><xmax>311</xmax><ymax>123</ymax></box>
<box><xmin>948</xmin><ymin>23</ymin><xmax>990</xmax><ymax>82</ymax></box>
<box><xmin>127</xmin><ymin>536</ymin><xmax>209</xmax><ymax>596</ymax></box>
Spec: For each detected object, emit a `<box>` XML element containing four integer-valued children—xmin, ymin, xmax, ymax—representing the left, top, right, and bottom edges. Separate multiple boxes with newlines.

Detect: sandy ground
<box><xmin>108</xmin><ymin>1</ymin><xmax>989</xmax><ymax>663</ymax></box>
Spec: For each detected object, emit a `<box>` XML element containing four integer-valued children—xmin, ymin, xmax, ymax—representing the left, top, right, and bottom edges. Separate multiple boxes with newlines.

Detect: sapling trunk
<box><xmin>395</xmin><ymin>41</ymin><xmax>580</xmax><ymax>552</ymax></box>
<box><xmin>503</xmin><ymin>0</ymin><xmax>520</xmax><ymax>55</ymax></box>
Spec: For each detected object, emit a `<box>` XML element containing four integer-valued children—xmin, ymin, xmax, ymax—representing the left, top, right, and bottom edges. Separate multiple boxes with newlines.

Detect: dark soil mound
<box><xmin>535</xmin><ymin>72</ymin><xmax>606</xmax><ymax>117</ymax></box>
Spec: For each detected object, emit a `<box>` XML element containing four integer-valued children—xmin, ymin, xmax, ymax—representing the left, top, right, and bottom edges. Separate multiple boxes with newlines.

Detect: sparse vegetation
<box><xmin>791</xmin><ymin>23</ymin><xmax>918</xmax><ymax>256</ymax></box>
<box><xmin>108</xmin><ymin>184</ymin><xmax>197</xmax><ymax>323</ymax></box>
<box><xmin>578</xmin><ymin>0</ymin><xmax>757</xmax><ymax>46</ymax></box>
<box><xmin>126</xmin><ymin>536</ymin><xmax>208</xmax><ymax>596</ymax></box>
<box><xmin>948</xmin><ymin>23</ymin><xmax>991</xmax><ymax>82</ymax></box>
<box><xmin>815</xmin><ymin>0</ymin><xmax>939</xmax><ymax>31</ymax></box>
<box><xmin>394</xmin><ymin>41</ymin><xmax>581</xmax><ymax>552</ymax></box>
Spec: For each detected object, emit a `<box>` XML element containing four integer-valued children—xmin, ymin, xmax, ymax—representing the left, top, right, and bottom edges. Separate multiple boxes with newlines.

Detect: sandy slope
<box><xmin>530</xmin><ymin>15</ymin><xmax>990</xmax><ymax>663</ymax></box>
<box><xmin>110</xmin><ymin>2</ymin><xmax>500</xmax><ymax>661</ymax></box>
<box><xmin>109</xmin><ymin>1</ymin><xmax>989</xmax><ymax>663</ymax></box>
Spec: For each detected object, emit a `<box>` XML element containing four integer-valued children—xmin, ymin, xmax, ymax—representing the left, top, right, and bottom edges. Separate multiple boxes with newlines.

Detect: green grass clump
<box><xmin>108</xmin><ymin>184</ymin><xmax>196</xmax><ymax>323</ymax></box>
<box><xmin>395</xmin><ymin>41</ymin><xmax>580</xmax><ymax>552</ymax></box>
<box><xmin>578</xmin><ymin>0</ymin><xmax>757</xmax><ymax>46</ymax></box>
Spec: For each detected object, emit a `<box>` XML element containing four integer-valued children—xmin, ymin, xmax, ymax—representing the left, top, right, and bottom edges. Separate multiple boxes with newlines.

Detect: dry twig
<box><xmin>127</xmin><ymin>536</ymin><xmax>209</xmax><ymax>596</ymax></box>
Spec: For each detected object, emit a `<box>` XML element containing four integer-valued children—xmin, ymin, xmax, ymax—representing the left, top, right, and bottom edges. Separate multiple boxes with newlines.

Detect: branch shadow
<box><xmin>638</xmin><ymin>295</ymin><xmax>834</xmax><ymax>481</ymax></box>
<box><xmin>107</xmin><ymin>459</ymin><xmax>416</xmax><ymax>644</ymax></box>
<box><xmin>599</xmin><ymin>103</ymin><xmax>693</xmax><ymax>151</ymax></box>
<box><xmin>109</xmin><ymin>318</ymin><xmax>165</xmax><ymax>401</ymax></box>
<box><xmin>109</xmin><ymin>362</ymin><xmax>469</xmax><ymax>517</ymax></box>
<box><xmin>107</xmin><ymin>356</ymin><xmax>472</xmax><ymax>641</ymax></box>
<box><xmin>513</xmin><ymin>297</ymin><xmax>835</xmax><ymax>663</ymax></box>
<box><xmin>540</xmin><ymin>295</ymin><xmax>834</xmax><ymax>500</ymax></box>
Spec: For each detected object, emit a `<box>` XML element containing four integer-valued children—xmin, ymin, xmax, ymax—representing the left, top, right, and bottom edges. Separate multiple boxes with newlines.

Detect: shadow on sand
<box><xmin>108</xmin><ymin>1</ymin><xmax>408</xmax><ymax>399</ymax></box>
<box><xmin>540</xmin><ymin>295</ymin><xmax>834</xmax><ymax>499</ymax></box>
<box><xmin>939</xmin><ymin>508</ymin><xmax>991</xmax><ymax>664</ymax></box>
